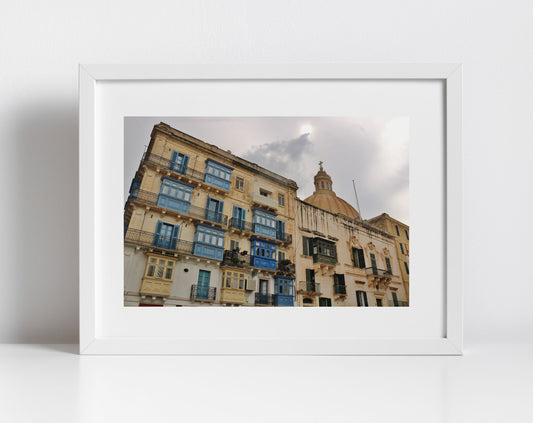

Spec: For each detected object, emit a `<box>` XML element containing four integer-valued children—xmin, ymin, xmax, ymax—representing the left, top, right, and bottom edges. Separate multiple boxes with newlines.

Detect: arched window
<box><xmin>321</xmin><ymin>181</ymin><xmax>324</xmax><ymax>189</ymax></box>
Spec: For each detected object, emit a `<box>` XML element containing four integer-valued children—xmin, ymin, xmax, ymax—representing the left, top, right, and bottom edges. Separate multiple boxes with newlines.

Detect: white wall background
<box><xmin>0</xmin><ymin>0</ymin><xmax>531</xmax><ymax>344</ymax></box>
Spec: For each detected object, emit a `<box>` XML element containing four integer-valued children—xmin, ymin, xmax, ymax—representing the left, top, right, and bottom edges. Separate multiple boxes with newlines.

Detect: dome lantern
<box><xmin>304</xmin><ymin>162</ymin><xmax>360</xmax><ymax>220</ymax></box>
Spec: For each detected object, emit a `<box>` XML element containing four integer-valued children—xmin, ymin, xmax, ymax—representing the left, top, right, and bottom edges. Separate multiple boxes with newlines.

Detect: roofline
<box><xmin>148</xmin><ymin>122</ymin><xmax>299</xmax><ymax>190</ymax></box>
<box><xmin>367</xmin><ymin>213</ymin><xmax>409</xmax><ymax>229</ymax></box>
<box><xmin>297</xmin><ymin>199</ymin><xmax>394</xmax><ymax>239</ymax></box>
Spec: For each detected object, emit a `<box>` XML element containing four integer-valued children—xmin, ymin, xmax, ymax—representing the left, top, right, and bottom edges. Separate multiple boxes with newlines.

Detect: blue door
<box><xmin>153</xmin><ymin>222</ymin><xmax>179</xmax><ymax>249</ymax></box>
<box><xmin>170</xmin><ymin>150</ymin><xmax>189</xmax><ymax>174</ymax></box>
<box><xmin>197</xmin><ymin>270</ymin><xmax>211</xmax><ymax>299</ymax></box>
<box><xmin>232</xmin><ymin>206</ymin><xmax>246</xmax><ymax>229</ymax></box>
<box><xmin>206</xmin><ymin>197</ymin><xmax>224</xmax><ymax>223</ymax></box>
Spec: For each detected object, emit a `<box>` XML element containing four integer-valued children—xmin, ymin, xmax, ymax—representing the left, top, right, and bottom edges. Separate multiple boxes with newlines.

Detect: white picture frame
<box><xmin>79</xmin><ymin>64</ymin><xmax>462</xmax><ymax>355</ymax></box>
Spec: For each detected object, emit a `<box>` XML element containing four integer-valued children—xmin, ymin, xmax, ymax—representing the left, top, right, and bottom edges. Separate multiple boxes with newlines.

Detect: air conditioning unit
<box><xmin>246</xmin><ymin>279</ymin><xmax>257</xmax><ymax>291</ymax></box>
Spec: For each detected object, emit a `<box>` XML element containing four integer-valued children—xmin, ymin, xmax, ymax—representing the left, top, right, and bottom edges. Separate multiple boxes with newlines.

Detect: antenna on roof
<box><xmin>352</xmin><ymin>179</ymin><xmax>362</xmax><ymax>219</ymax></box>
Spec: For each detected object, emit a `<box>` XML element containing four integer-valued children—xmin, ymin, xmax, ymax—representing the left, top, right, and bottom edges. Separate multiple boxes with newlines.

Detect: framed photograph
<box><xmin>79</xmin><ymin>64</ymin><xmax>462</xmax><ymax>355</ymax></box>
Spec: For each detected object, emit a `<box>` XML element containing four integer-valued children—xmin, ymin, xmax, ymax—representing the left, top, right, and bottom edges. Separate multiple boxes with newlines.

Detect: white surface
<box><xmin>81</xmin><ymin>67</ymin><xmax>458</xmax><ymax>354</ymax></box>
<box><xmin>1</xmin><ymin>342</ymin><xmax>532</xmax><ymax>423</ymax></box>
<box><xmin>0</xmin><ymin>1</ymin><xmax>531</xmax><ymax>341</ymax></box>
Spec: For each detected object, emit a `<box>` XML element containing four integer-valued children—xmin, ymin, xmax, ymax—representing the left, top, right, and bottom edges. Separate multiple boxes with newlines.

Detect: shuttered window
<box><xmin>352</xmin><ymin>248</ymin><xmax>365</xmax><ymax>268</ymax></box>
<box><xmin>385</xmin><ymin>257</ymin><xmax>392</xmax><ymax>274</ymax></box>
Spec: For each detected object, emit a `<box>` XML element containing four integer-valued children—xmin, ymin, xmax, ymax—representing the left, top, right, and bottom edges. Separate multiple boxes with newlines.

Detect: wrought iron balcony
<box><xmin>124</xmin><ymin>228</ymin><xmax>194</xmax><ymax>254</ymax></box>
<box><xmin>229</xmin><ymin>218</ymin><xmax>253</xmax><ymax>232</ymax></box>
<box><xmin>277</xmin><ymin>261</ymin><xmax>295</xmax><ymax>275</ymax></box>
<box><xmin>390</xmin><ymin>300</ymin><xmax>409</xmax><ymax>307</ymax></box>
<box><xmin>142</xmin><ymin>152</ymin><xmax>206</xmax><ymax>182</ymax></box>
<box><xmin>334</xmin><ymin>284</ymin><xmax>347</xmax><ymax>295</ymax></box>
<box><xmin>190</xmin><ymin>285</ymin><xmax>217</xmax><ymax>301</ymax></box>
<box><xmin>222</xmin><ymin>250</ymin><xmax>250</xmax><ymax>268</ymax></box>
<box><xmin>298</xmin><ymin>281</ymin><xmax>321</xmax><ymax>294</ymax></box>
<box><xmin>255</xmin><ymin>292</ymin><xmax>273</xmax><ymax>305</ymax></box>
<box><xmin>127</xmin><ymin>189</ymin><xmax>228</xmax><ymax>225</ymax></box>
<box><xmin>365</xmin><ymin>267</ymin><xmax>393</xmax><ymax>278</ymax></box>
<box><xmin>276</xmin><ymin>232</ymin><xmax>293</xmax><ymax>244</ymax></box>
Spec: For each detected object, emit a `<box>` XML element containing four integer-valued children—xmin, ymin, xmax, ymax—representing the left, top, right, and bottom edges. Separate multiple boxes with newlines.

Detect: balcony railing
<box><xmin>276</xmin><ymin>232</ymin><xmax>293</xmax><ymax>244</ymax></box>
<box><xmin>255</xmin><ymin>292</ymin><xmax>273</xmax><ymax>305</ymax></box>
<box><xmin>277</xmin><ymin>262</ymin><xmax>295</xmax><ymax>275</ymax></box>
<box><xmin>298</xmin><ymin>281</ymin><xmax>321</xmax><ymax>294</ymax></box>
<box><xmin>229</xmin><ymin>218</ymin><xmax>253</xmax><ymax>232</ymax></box>
<box><xmin>222</xmin><ymin>250</ymin><xmax>250</xmax><ymax>268</ymax></box>
<box><xmin>365</xmin><ymin>267</ymin><xmax>393</xmax><ymax>278</ymax></box>
<box><xmin>142</xmin><ymin>152</ymin><xmax>206</xmax><ymax>183</ymax></box>
<box><xmin>124</xmin><ymin>228</ymin><xmax>194</xmax><ymax>254</ymax></box>
<box><xmin>390</xmin><ymin>300</ymin><xmax>409</xmax><ymax>307</ymax></box>
<box><xmin>334</xmin><ymin>284</ymin><xmax>347</xmax><ymax>295</ymax></box>
<box><xmin>128</xmin><ymin>189</ymin><xmax>228</xmax><ymax>225</ymax></box>
<box><xmin>190</xmin><ymin>285</ymin><xmax>217</xmax><ymax>301</ymax></box>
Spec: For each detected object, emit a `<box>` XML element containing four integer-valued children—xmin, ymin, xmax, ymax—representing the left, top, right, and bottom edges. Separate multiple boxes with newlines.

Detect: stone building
<box><xmin>124</xmin><ymin>123</ymin><xmax>298</xmax><ymax>306</ymax></box>
<box><xmin>293</xmin><ymin>163</ymin><xmax>409</xmax><ymax>307</ymax></box>
<box><xmin>367</xmin><ymin>213</ymin><xmax>410</xmax><ymax>299</ymax></box>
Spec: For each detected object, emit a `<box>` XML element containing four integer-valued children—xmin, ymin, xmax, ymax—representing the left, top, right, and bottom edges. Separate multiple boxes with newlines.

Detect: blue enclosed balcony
<box><xmin>273</xmin><ymin>276</ymin><xmax>294</xmax><ymax>306</ymax></box>
<box><xmin>250</xmin><ymin>238</ymin><xmax>277</xmax><ymax>271</ymax></box>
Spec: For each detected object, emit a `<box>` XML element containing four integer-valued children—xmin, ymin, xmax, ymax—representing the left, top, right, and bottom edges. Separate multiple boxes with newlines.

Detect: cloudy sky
<box><xmin>124</xmin><ymin>117</ymin><xmax>409</xmax><ymax>224</ymax></box>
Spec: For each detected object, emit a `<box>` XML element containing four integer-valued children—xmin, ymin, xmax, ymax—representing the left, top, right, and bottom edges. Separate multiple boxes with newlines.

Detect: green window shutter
<box><xmin>385</xmin><ymin>257</ymin><xmax>392</xmax><ymax>274</ymax></box>
<box><xmin>305</xmin><ymin>269</ymin><xmax>314</xmax><ymax>282</ymax></box>
<box><xmin>392</xmin><ymin>292</ymin><xmax>399</xmax><ymax>306</ymax></box>
<box><xmin>302</xmin><ymin>236</ymin><xmax>309</xmax><ymax>256</ymax></box>
<box><xmin>357</xmin><ymin>249</ymin><xmax>365</xmax><ymax>268</ymax></box>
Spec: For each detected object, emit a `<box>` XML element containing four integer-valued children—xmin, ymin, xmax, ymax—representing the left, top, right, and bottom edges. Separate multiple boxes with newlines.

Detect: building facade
<box><xmin>367</xmin><ymin>213</ymin><xmax>410</xmax><ymax>299</ymax></box>
<box><xmin>293</xmin><ymin>164</ymin><xmax>409</xmax><ymax>307</ymax></box>
<box><xmin>124</xmin><ymin>123</ymin><xmax>298</xmax><ymax>306</ymax></box>
<box><xmin>124</xmin><ymin>123</ymin><xmax>409</xmax><ymax>307</ymax></box>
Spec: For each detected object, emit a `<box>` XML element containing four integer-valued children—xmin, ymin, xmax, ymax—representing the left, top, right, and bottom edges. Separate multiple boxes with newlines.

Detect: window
<box><xmin>193</xmin><ymin>224</ymin><xmax>226</xmax><ymax>260</ymax></box>
<box><xmin>319</xmin><ymin>297</ymin><xmax>332</xmax><ymax>307</ymax></box>
<box><xmin>405</xmin><ymin>229</ymin><xmax>409</xmax><ymax>240</ymax></box>
<box><xmin>278</xmin><ymin>193</ymin><xmax>285</xmax><ymax>206</ymax></box>
<box><xmin>253</xmin><ymin>209</ymin><xmax>277</xmax><ymax>238</ymax></box>
<box><xmin>275</xmin><ymin>278</ymin><xmax>294</xmax><ymax>296</ymax></box>
<box><xmin>395</xmin><ymin>225</ymin><xmax>400</xmax><ymax>236</ymax></box>
<box><xmin>376</xmin><ymin>298</ymin><xmax>383</xmax><ymax>307</ymax></box>
<box><xmin>205</xmin><ymin>196</ymin><xmax>224</xmax><ymax>224</ymax></box>
<box><xmin>204</xmin><ymin>159</ymin><xmax>233</xmax><ymax>190</ymax></box>
<box><xmin>356</xmin><ymin>290</ymin><xmax>368</xmax><ymax>307</ymax></box>
<box><xmin>145</xmin><ymin>256</ymin><xmax>175</xmax><ymax>280</ymax></box>
<box><xmin>157</xmin><ymin>177</ymin><xmax>193</xmax><ymax>214</ymax></box>
<box><xmin>321</xmin><ymin>181</ymin><xmax>325</xmax><ymax>189</ymax></box>
<box><xmin>352</xmin><ymin>248</ymin><xmax>365</xmax><ymax>268</ymax></box>
<box><xmin>223</xmin><ymin>270</ymin><xmax>245</xmax><ymax>290</ymax></box>
<box><xmin>259</xmin><ymin>188</ymin><xmax>270</xmax><ymax>197</ymax></box>
<box><xmin>250</xmin><ymin>238</ymin><xmax>277</xmax><ymax>270</ymax></box>
<box><xmin>404</xmin><ymin>262</ymin><xmax>409</xmax><ymax>275</ymax></box>
<box><xmin>152</xmin><ymin>221</ymin><xmax>180</xmax><ymax>250</ymax></box>
<box><xmin>392</xmin><ymin>292</ymin><xmax>399</xmax><ymax>306</ymax></box>
<box><xmin>333</xmin><ymin>274</ymin><xmax>346</xmax><ymax>295</ymax></box>
<box><xmin>305</xmin><ymin>268</ymin><xmax>315</xmax><ymax>282</ymax></box>
<box><xmin>276</xmin><ymin>220</ymin><xmax>286</xmax><ymax>241</ymax></box>
<box><xmin>235</xmin><ymin>176</ymin><xmax>244</xmax><ymax>191</ymax></box>
<box><xmin>303</xmin><ymin>298</ymin><xmax>314</xmax><ymax>306</ymax></box>
<box><xmin>312</xmin><ymin>238</ymin><xmax>337</xmax><ymax>261</ymax></box>
<box><xmin>278</xmin><ymin>251</ymin><xmax>286</xmax><ymax>262</ymax></box>
<box><xmin>370</xmin><ymin>253</ymin><xmax>377</xmax><ymax>271</ymax></box>
<box><xmin>170</xmin><ymin>150</ymin><xmax>189</xmax><ymax>174</ymax></box>
<box><xmin>230</xmin><ymin>240</ymin><xmax>240</xmax><ymax>251</ymax></box>
<box><xmin>195</xmin><ymin>270</ymin><xmax>211</xmax><ymax>299</ymax></box>
<box><xmin>385</xmin><ymin>257</ymin><xmax>392</xmax><ymax>274</ymax></box>
<box><xmin>302</xmin><ymin>236</ymin><xmax>312</xmax><ymax>256</ymax></box>
<box><xmin>400</xmin><ymin>243</ymin><xmax>404</xmax><ymax>254</ymax></box>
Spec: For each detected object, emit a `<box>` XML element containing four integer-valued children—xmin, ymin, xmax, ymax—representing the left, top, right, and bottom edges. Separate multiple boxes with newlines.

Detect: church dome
<box><xmin>303</xmin><ymin>162</ymin><xmax>360</xmax><ymax>220</ymax></box>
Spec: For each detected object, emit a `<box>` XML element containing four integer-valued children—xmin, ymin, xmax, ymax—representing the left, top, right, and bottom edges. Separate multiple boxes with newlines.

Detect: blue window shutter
<box><xmin>153</xmin><ymin>221</ymin><xmax>162</xmax><ymax>246</ymax></box>
<box><xmin>182</xmin><ymin>155</ymin><xmax>189</xmax><ymax>172</ymax></box>
<box><xmin>206</xmin><ymin>195</ymin><xmax>211</xmax><ymax>209</ymax></box>
<box><xmin>218</xmin><ymin>200</ymin><xmax>224</xmax><ymax>214</ymax></box>
<box><xmin>232</xmin><ymin>206</ymin><xmax>239</xmax><ymax>218</ymax></box>
<box><xmin>170</xmin><ymin>225</ymin><xmax>180</xmax><ymax>250</ymax></box>
<box><xmin>242</xmin><ymin>208</ymin><xmax>246</xmax><ymax>221</ymax></box>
